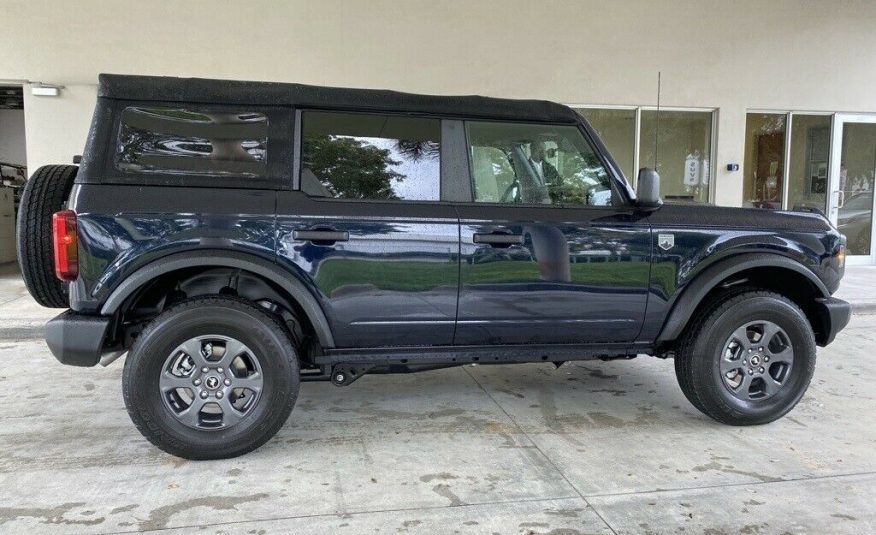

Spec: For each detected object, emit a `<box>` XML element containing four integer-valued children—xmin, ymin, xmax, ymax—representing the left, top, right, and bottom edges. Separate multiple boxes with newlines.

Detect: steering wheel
<box><xmin>500</xmin><ymin>180</ymin><xmax>521</xmax><ymax>203</ymax></box>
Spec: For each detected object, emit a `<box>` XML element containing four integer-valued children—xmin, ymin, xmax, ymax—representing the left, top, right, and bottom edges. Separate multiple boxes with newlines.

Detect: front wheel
<box><xmin>675</xmin><ymin>290</ymin><xmax>816</xmax><ymax>425</ymax></box>
<box><xmin>123</xmin><ymin>296</ymin><xmax>299</xmax><ymax>459</ymax></box>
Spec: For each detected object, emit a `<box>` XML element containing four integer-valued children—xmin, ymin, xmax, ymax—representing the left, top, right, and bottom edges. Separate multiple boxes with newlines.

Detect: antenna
<box><xmin>654</xmin><ymin>71</ymin><xmax>661</xmax><ymax>170</ymax></box>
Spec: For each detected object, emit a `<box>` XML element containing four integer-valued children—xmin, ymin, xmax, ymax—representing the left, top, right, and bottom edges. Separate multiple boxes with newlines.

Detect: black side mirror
<box><xmin>636</xmin><ymin>168</ymin><xmax>662</xmax><ymax>208</ymax></box>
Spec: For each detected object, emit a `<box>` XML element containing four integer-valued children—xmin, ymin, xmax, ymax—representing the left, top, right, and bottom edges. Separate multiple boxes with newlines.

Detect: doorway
<box><xmin>828</xmin><ymin>114</ymin><xmax>876</xmax><ymax>265</ymax></box>
<box><xmin>0</xmin><ymin>85</ymin><xmax>27</xmax><ymax>264</ymax></box>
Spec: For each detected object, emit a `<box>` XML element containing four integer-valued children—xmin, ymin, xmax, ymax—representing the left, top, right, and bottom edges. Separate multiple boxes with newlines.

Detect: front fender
<box><xmin>655</xmin><ymin>252</ymin><xmax>829</xmax><ymax>343</ymax></box>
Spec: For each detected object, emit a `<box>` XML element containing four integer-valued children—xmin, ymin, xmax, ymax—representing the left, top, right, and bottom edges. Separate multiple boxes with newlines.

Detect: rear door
<box><xmin>276</xmin><ymin>111</ymin><xmax>460</xmax><ymax>348</ymax></box>
<box><xmin>453</xmin><ymin>120</ymin><xmax>651</xmax><ymax>345</ymax></box>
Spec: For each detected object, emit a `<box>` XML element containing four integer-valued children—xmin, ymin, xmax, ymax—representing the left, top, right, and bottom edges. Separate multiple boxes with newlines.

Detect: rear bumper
<box><xmin>45</xmin><ymin>310</ymin><xmax>112</xmax><ymax>367</ymax></box>
<box><xmin>814</xmin><ymin>297</ymin><xmax>851</xmax><ymax>346</ymax></box>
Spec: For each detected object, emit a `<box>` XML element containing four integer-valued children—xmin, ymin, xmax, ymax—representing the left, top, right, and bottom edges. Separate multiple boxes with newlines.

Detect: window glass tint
<box><xmin>116</xmin><ymin>106</ymin><xmax>268</xmax><ymax>177</ymax></box>
<box><xmin>465</xmin><ymin>121</ymin><xmax>613</xmax><ymax>206</ymax></box>
<box><xmin>301</xmin><ymin>111</ymin><xmax>440</xmax><ymax>201</ymax></box>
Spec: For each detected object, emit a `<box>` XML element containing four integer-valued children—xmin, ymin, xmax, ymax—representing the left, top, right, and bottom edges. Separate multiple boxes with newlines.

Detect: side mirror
<box><xmin>636</xmin><ymin>167</ymin><xmax>662</xmax><ymax>208</ymax></box>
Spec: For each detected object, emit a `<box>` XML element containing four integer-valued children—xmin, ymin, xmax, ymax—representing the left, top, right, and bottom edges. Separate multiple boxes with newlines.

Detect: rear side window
<box><xmin>115</xmin><ymin>106</ymin><xmax>269</xmax><ymax>178</ymax></box>
<box><xmin>300</xmin><ymin>111</ymin><xmax>440</xmax><ymax>201</ymax></box>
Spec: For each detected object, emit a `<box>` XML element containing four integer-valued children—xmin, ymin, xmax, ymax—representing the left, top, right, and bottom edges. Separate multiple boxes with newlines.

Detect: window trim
<box><xmin>294</xmin><ymin>108</ymin><xmax>446</xmax><ymax>204</ymax></box>
<box><xmin>457</xmin><ymin>117</ymin><xmax>633</xmax><ymax>209</ymax></box>
<box><xmin>103</xmin><ymin>100</ymin><xmax>293</xmax><ymax>190</ymax></box>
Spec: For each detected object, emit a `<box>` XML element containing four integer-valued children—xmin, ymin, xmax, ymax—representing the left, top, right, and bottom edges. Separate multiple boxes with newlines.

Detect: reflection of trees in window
<box><xmin>303</xmin><ymin>135</ymin><xmax>403</xmax><ymax>200</ymax></box>
<box><xmin>394</xmin><ymin>140</ymin><xmax>439</xmax><ymax>162</ymax></box>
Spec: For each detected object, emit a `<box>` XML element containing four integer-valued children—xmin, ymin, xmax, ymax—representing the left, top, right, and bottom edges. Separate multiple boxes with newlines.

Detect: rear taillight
<box><xmin>52</xmin><ymin>210</ymin><xmax>78</xmax><ymax>281</ymax></box>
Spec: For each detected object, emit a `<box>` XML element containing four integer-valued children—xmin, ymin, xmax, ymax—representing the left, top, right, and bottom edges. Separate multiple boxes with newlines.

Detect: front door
<box><xmin>453</xmin><ymin>120</ymin><xmax>651</xmax><ymax>345</ymax></box>
<box><xmin>829</xmin><ymin>114</ymin><xmax>876</xmax><ymax>264</ymax></box>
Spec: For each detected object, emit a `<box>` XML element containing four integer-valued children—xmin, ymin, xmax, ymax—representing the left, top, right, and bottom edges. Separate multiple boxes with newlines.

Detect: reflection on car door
<box><xmin>454</xmin><ymin>205</ymin><xmax>650</xmax><ymax>345</ymax></box>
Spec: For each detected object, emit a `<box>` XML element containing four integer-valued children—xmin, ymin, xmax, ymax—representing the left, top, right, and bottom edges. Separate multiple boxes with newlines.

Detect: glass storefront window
<box><xmin>743</xmin><ymin>113</ymin><xmax>786</xmax><ymax>209</ymax></box>
<box><xmin>787</xmin><ymin>115</ymin><xmax>831</xmax><ymax>212</ymax></box>
<box><xmin>639</xmin><ymin>110</ymin><xmax>713</xmax><ymax>203</ymax></box>
<box><xmin>576</xmin><ymin>108</ymin><xmax>636</xmax><ymax>183</ymax></box>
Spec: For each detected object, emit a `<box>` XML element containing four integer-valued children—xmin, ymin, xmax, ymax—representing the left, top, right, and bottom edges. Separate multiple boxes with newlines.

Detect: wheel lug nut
<box><xmin>216</xmin><ymin>391</ymin><xmax>223</xmax><ymax>399</ymax></box>
<box><xmin>748</xmin><ymin>369</ymin><xmax>754</xmax><ymax>375</ymax></box>
<box><xmin>193</xmin><ymin>378</ymin><xmax>201</xmax><ymax>386</ymax></box>
<box><xmin>759</xmin><ymin>367</ymin><xmax>765</xmax><ymax>373</ymax></box>
<box><xmin>224</xmin><ymin>378</ymin><xmax>232</xmax><ymax>386</ymax></box>
<box><xmin>201</xmin><ymin>367</ymin><xmax>209</xmax><ymax>373</ymax></box>
<box><xmin>764</xmin><ymin>356</ymin><xmax>770</xmax><ymax>362</ymax></box>
<box><xmin>743</xmin><ymin>359</ymin><xmax>748</xmax><ymax>365</ymax></box>
<box><xmin>759</xmin><ymin>347</ymin><xmax>764</xmax><ymax>352</ymax></box>
<box><xmin>217</xmin><ymin>367</ymin><xmax>224</xmax><ymax>373</ymax></box>
<box><xmin>200</xmin><ymin>391</ymin><xmax>208</xmax><ymax>399</ymax></box>
<box><xmin>748</xmin><ymin>348</ymin><xmax>753</xmax><ymax>353</ymax></box>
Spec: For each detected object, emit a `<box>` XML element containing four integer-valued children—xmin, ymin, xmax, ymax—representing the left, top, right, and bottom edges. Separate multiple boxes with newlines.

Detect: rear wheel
<box><xmin>16</xmin><ymin>165</ymin><xmax>78</xmax><ymax>308</ymax></box>
<box><xmin>675</xmin><ymin>290</ymin><xmax>816</xmax><ymax>425</ymax></box>
<box><xmin>123</xmin><ymin>296</ymin><xmax>299</xmax><ymax>459</ymax></box>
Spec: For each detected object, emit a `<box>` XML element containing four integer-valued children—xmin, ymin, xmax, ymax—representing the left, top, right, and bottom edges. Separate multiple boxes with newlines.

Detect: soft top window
<box><xmin>115</xmin><ymin>106</ymin><xmax>268</xmax><ymax>178</ymax></box>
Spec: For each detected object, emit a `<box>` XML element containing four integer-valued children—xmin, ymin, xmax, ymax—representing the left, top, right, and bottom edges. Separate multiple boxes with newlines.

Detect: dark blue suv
<box><xmin>16</xmin><ymin>74</ymin><xmax>850</xmax><ymax>459</ymax></box>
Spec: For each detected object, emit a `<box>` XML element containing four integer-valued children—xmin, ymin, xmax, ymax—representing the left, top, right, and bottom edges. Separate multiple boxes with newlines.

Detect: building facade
<box><xmin>2</xmin><ymin>0</ymin><xmax>876</xmax><ymax>262</ymax></box>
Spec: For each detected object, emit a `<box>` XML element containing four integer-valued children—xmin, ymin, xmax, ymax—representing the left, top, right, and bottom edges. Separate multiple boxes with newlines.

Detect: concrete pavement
<box><xmin>0</xmin><ymin>262</ymin><xmax>874</xmax><ymax>534</ymax></box>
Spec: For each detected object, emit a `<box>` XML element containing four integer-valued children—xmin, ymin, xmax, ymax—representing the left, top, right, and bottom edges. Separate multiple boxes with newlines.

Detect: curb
<box><xmin>852</xmin><ymin>302</ymin><xmax>876</xmax><ymax>315</ymax></box>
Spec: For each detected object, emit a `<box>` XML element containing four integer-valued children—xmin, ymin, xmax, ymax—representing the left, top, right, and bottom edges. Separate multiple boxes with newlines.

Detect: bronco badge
<box><xmin>658</xmin><ymin>233</ymin><xmax>675</xmax><ymax>251</ymax></box>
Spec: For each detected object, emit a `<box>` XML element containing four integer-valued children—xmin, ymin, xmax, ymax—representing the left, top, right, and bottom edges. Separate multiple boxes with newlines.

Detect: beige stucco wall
<box><xmin>2</xmin><ymin>0</ymin><xmax>876</xmax><ymax>205</ymax></box>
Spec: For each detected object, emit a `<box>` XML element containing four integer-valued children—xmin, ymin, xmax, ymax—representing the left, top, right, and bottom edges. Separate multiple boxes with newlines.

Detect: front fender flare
<box><xmin>656</xmin><ymin>253</ymin><xmax>829</xmax><ymax>343</ymax></box>
<box><xmin>100</xmin><ymin>249</ymin><xmax>335</xmax><ymax>348</ymax></box>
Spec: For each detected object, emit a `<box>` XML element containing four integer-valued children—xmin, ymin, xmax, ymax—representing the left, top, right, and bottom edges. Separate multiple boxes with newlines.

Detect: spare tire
<box><xmin>16</xmin><ymin>165</ymin><xmax>78</xmax><ymax>308</ymax></box>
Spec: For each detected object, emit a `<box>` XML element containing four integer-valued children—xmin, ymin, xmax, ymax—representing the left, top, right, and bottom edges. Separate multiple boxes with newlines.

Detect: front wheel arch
<box><xmin>657</xmin><ymin>254</ymin><xmax>829</xmax><ymax>345</ymax></box>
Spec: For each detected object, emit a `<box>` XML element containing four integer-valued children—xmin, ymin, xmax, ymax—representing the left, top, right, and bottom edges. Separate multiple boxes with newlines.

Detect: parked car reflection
<box><xmin>839</xmin><ymin>191</ymin><xmax>873</xmax><ymax>255</ymax></box>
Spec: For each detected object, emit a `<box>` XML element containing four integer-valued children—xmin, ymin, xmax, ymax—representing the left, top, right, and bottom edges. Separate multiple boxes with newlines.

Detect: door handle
<box><xmin>473</xmin><ymin>232</ymin><xmax>524</xmax><ymax>248</ymax></box>
<box><xmin>293</xmin><ymin>228</ymin><xmax>349</xmax><ymax>245</ymax></box>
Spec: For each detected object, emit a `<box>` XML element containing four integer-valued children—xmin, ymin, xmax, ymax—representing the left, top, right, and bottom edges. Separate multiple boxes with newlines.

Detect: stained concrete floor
<box><xmin>0</xmin><ymin>262</ymin><xmax>874</xmax><ymax>534</ymax></box>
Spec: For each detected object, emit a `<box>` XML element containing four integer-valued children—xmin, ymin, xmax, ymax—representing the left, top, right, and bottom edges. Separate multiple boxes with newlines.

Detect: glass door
<box><xmin>829</xmin><ymin>114</ymin><xmax>876</xmax><ymax>264</ymax></box>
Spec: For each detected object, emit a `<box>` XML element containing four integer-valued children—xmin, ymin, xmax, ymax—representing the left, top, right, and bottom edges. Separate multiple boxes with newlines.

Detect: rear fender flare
<box><xmin>100</xmin><ymin>250</ymin><xmax>335</xmax><ymax>348</ymax></box>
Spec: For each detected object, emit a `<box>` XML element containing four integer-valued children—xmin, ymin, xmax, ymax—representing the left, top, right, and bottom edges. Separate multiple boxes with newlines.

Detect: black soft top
<box><xmin>98</xmin><ymin>74</ymin><xmax>580</xmax><ymax>124</ymax></box>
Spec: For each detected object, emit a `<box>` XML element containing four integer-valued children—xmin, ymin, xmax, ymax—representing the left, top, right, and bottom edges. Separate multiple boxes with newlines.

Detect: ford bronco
<box><xmin>16</xmin><ymin>74</ymin><xmax>850</xmax><ymax>459</ymax></box>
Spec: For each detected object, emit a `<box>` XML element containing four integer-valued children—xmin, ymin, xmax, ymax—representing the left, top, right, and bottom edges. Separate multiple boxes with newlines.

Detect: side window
<box><xmin>465</xmin><ymin>121</ymin><xmax>615</xmax><ymax>206</ymax></box>
<box><xmin>300</xmin><ymin>111</ymin><xmax>440</xmax><ymax>201</ymax></box>
<box><xmin>115</xmin><ymin>106</ymin><xmax>268</xmax><ymax>178</ymax></box>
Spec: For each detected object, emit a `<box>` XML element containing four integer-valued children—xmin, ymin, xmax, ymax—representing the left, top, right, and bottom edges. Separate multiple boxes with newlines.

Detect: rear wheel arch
<box><xmin>657</xmin><ymin>254</ymin><xmax>829</xmax><ymax>346</ymax></box>
<box><xmin>102</xmin><ymin>250</ymin><xmax>335</xmax><ymax>349</ymax></box>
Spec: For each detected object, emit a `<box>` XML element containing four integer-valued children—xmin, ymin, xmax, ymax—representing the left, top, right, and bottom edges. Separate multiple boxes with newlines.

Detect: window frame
<box><xmin>456</xmin><ymin>117</ymin><xmax>635</xmax><ymax>209</ymax></box>
<box><xmin>102</xmin><ymin>100</ymin><xmax>293</xmax><ymax>189</ymax></box>
<box><xmin>293</xmin><ymin>108</ymin><xmax>453</xmax><ymax>205</ymax></box>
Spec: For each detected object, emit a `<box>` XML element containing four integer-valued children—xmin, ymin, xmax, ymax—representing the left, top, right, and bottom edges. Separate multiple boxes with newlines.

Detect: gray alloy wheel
<box><xmin>161</xmin><ymin>335</ymin><xmax>264</xmax><ymax>430</ymax></box>
<box><xmin>720</xmin><ymin>320</ymin><xmax>794</xmax><ymax>401</ymax></box>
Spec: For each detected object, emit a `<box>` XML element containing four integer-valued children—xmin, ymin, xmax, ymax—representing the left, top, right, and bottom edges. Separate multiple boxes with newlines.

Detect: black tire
<box><xmin>123</xmin><ymin>296</ymin><xmax>300</xmax><ymax>459</ymax></box>
<box><xmin>16</xmin><ymin>165</ymin><xmax>78</xmax><ymax>308</ymax></box>
<box><xmin>675</xmin><ymin>290</ymin><xmax>816</xmax><ymax>425</ymax></box>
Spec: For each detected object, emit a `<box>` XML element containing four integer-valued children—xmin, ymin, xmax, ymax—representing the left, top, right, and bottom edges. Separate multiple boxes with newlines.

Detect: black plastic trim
<box><xmin>813</xmin><ymin>296</ymin><xmax>851</xmax><ymax>346</ymax></box>
<box><xmin>45</xmin><ymin>311</ymin><xmax>112</xmax><ymax>367</ymax></box>
<box><xmin>100</xmin><ymin>250</ymin><xmax>336</xmax><ymax>348</ymax></box>
<box><xmin>656</xmin><ymin>253</ymin><xmax>831</xmax><ymax>343</ymax></box>
<box><xmin>317</xmin><ymin>342</ymin><xmax>650</xmax><ymax>366</ymax></box>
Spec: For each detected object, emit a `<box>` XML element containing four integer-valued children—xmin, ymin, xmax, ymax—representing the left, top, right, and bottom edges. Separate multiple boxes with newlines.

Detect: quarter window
<box><xmin>465</xmin><ymin>121</ymin><xmax>614</xmax><ymax>206</ymax></box>
<box><xmin>300</xmin><ymin>111</ymin><xmax>440</xmax><ymax>201</ymax></box>
<box><xmin>115</xmin><ymin>106</ymin><xmax>268</xmax><ymax>178</ymax></box>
